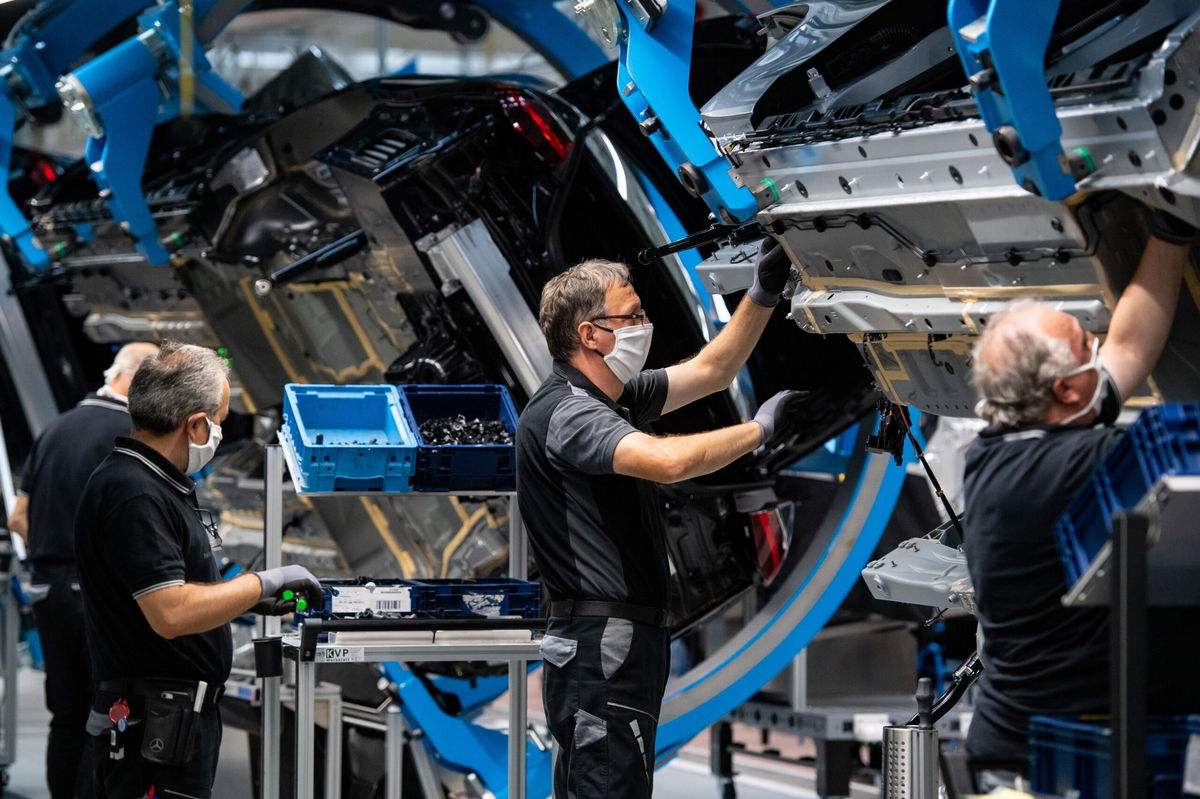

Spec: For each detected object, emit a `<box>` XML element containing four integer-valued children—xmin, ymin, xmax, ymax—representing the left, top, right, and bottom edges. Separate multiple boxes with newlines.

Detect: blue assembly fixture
<box><xmin>608</xmin><ymin>0</ymin><xmax>758</xmax><ymax>222</ymax></box>
<box><xmin>947</xmin><ymin>0</ymin><xmax>1089</xmax><ymax>201</ymax></box>
<box><xmin>56</xmin><ymin>0</ymin><xmax>244</xmax><ymax>265</ymax></box>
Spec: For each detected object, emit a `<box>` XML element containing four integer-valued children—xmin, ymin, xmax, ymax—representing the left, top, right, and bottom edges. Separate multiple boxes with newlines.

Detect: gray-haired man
<box><xmin>516</xmin><ymin>248</ymin><xmax>799</xmax><ymax>799</ymax></box>
<box><xmin>74</xmin><ymin>341</ymin><xmax>322</xmax><ymax>798</ymax></box>
<box><xmin>962</xmin><ymin>210</ymin><xmax>1198</xmax><ymax>784</ymax></box>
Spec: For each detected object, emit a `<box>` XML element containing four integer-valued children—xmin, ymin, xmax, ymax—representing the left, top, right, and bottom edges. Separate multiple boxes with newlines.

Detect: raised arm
<box><xmin>662</xmin><ymin>240</ymin><xmax>791</xmax><ymax>414</ymax></box>
<box><xmin>1101</xmin><ymin>213</ymin><xmax>1196</xmax><ymax>399</ymax></box>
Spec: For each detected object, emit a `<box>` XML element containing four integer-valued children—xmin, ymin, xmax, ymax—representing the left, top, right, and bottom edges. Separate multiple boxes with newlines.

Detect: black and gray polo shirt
<box><xmin>19</xmin><ymin>392</ymin><xmax>131</xmax><ymax>571</ymax></box>
<box><xmin>516</xmin><ymin>361</ymin><xmax>670</xmax><ymax>610</ymax></box>
<box><xmin>75</xmin><ymin>437</ymin><xmax>233</xmax><ymax>685</ymax></box>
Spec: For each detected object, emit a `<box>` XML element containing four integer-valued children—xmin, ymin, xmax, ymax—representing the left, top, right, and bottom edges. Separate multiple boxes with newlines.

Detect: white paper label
<box><xmin>318</xmin><ymin>646</ymin><xmax>364</xmax><ymax>663</ymax></box>
<box><xmin>1183</xmin><ymin>734</ymin><xmax>1200</xmax><ymax>795</ymax></box>
<box><xmin>852</xmin><ymin>713</ymin><xmax>890</xmax><ymax>743</ymax></box>
<box><xmin>328</xmin><ymin>585</ymin><xmax>411</xmax><ymax>615</ymax></box>
<box><xmin>373</xmin><ymin>587</ymin><xmax>412</xmax><ymax>614</ymax></box>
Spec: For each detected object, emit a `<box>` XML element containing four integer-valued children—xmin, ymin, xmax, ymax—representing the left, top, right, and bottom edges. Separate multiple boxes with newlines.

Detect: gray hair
<box><xmin>128</xmin><ymin>341</ymin><xmax>230</xmax><ymax>435</ymax></box>
<box><xmin>538</xmin><ymin>259</ymin><xmax>631</xmax><ymax>361</ymax></box>
<box><xmin>971</xmin><ymin>302</ymin><xmax>1079</xmax><ymax>427</ymax></box>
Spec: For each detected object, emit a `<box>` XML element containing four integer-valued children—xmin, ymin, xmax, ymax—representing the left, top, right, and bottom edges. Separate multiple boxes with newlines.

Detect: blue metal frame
<box><xmin>947</xmin><ymin>0</ymin><xmax>1074</xmax><ymax>200</ymax></box>
<box><xmin>613</xmin><ymin>0</ymin><xmax>757</xmax><ymax>222</ymax></box>
<box><xmin>381</xmin><ymin>661</ymin><xmax>553</xmax><ymax>799</ymax></box>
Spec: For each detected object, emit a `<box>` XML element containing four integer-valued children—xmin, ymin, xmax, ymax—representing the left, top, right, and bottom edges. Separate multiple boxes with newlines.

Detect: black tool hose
<box><xmin>906</xmin><ymin>651</ymin><xmax>983</xmax><ymax>726</ymax></box>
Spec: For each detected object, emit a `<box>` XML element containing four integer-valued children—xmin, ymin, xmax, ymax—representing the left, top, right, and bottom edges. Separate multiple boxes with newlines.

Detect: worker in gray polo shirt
<box><xmin>516</xmin><ymin>250</ymin><xmax>797</xmax><ymax>799</ymax></box>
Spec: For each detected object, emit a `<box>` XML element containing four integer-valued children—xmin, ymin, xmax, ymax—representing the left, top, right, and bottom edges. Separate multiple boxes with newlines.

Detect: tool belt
<box><xmin>549</xmin><ymin>599</ymin><xmax>671</xmax><ymax>628</ymax></box>
<box><xmin>98</xmin><ymin>677</ymin><xmax>221</xmax><ymax>767</ymax></box>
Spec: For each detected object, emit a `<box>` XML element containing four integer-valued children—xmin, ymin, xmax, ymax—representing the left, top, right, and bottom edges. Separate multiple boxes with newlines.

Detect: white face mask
<box><xmin>601</xmin><ymin>322</ymin><xmax>654</xmax><ymax>385</ymax></box>
<box><xmin>187</xmin><ymin>416</ymin><xmax>223</xmax><ymax>474</ymax></box>
<box><xmin>1059</xmin><ymin>337</ymin><xmax>1110</xmax><ymax>425</ymax></box>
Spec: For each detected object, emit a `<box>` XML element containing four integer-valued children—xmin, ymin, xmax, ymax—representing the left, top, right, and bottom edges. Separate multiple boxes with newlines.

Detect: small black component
<box><xmin>864</xmin><ymin>400</ymin><xmax>905</xmax><ymax>465</ymax></box>
<box><xmin>418</xmin><ymin>415</ymin><xmax>513</xmax><ymax>446</ymax></box>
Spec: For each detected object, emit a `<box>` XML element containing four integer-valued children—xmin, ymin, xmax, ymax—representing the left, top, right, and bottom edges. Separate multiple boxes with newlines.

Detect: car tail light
<box><xmin>749</xmin><ymin>508</ymin><xmax>788</xmax><ymax>585</ymax></box>
<box><xmin>494</xmin><ymin>90</ymin><xmax>570</xmax><ymax>166</ymax></box>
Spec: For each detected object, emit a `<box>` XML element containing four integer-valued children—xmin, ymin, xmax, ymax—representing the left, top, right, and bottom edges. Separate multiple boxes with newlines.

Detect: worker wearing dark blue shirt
<box><xmin>963</xmin><ymin>211</ymin><xmax>1198</xmax><ymax>787</ymax></box>
<box><xmin>517</xmin><ymin>248</ymin><xmax>799</xmax><ymax>799</ymax></box>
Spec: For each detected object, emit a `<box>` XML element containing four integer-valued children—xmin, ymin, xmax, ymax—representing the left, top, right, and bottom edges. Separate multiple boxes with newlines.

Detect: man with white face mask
<box><xmin>74</xmin><ymin>341</ymin><xmax>322</xmax><ymax>798</ymax></box>
<box><xmin>9</xmin><ymin>341</ymin><xmax>158</xmax><ymax>799</ymax></box>
<box><xmin>517</xmin><ymin>248</ymin><xmax>799</xmax><ymax>799</ymax></box>
<box><xmin>962</xmin><ymin>209</ymin><xmax>1199</xmax><ymax>786</ymax></box>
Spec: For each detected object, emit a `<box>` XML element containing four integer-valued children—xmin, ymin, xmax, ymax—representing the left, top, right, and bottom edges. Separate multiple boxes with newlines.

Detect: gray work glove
<box><xmin>747</xmin><ymin>237</ymin><xmax>792</xmax><ymax>308</ymax></box>
<box><xmin>1150</xmin><ymin>208</ymin><xmax>1198</xmax><ymax>246</ymax></box>
<box><xmin>253</xmin><ymin>564</ymin><xmax>323</xmax><ymax>616</ymax></box>
<box><xmin>752</xmin><ymin>390</ymin><xmax>804</xmax><ymax>446</ymax></box>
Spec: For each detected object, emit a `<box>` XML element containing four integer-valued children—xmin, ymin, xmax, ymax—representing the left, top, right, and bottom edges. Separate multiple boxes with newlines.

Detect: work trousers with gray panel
<box><xmin>541</xmin><ymin>616</ymin><xmax>671</xmax><ymax>799</ymax></box>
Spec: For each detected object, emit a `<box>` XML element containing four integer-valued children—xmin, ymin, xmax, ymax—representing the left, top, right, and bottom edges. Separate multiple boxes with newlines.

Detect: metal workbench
<box><xmin>262</xmin><ymin>441</ymin><xmax>536</xmax><ymax>799</ymax></box>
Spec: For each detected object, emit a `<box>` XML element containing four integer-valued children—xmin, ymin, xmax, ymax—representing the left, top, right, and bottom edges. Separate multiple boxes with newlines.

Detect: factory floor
<box><xmin>6</xmin><ymin>668</ymin><xmax>837</xmax><ymax>798</ymax></box>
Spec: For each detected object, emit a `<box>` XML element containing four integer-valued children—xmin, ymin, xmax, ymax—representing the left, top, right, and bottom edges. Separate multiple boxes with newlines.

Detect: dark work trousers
<box><xmin>31</xmin><ymin>564</ymin><xmax>94</xmax><ymax>799</ymax></box>
<box><xmin>541</xmin><ymin>615</ymin><xmax>671</xmax><ymax>799</ymax></box>
<box><xmin>91</xmin><ymin>695</ymin><xmax>223</xmax><ymax>799</ymax></box>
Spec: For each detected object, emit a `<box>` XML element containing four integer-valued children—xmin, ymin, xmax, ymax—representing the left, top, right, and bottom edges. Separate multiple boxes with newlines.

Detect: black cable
<box><xmin>895</xmin><ymin>404</ymin><xmax>966</xmax><ymax>543</ymax></box>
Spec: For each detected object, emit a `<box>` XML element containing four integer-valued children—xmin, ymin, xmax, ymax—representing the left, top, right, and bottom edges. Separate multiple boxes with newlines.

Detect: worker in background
<box><xmin>8</xmin><ymin>341</ymin><xmax>159</xmax><ymax>799</ymax></box>
<box><xmin>74</xmin><ymin>341</ymin><xmax>322</xmax><ymax>798</ymax></box>
<box><xmin>516</xmin><ymin>246</ymin><xmax>798</xmax><ymax>799</ymax></box>
<box><xmin>964</xmin><ymin>209</ymin><xmax>1200</xmax><ymax>789</ymax></box>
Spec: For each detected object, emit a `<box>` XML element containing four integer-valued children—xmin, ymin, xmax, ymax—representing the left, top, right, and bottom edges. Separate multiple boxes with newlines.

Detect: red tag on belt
<box><xmin>107</xmin><ymin>698</ymin><xmax>130</xmax><ymax>725</ymax></box>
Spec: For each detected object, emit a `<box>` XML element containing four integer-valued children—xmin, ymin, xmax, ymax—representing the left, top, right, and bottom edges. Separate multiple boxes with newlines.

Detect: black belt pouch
<box><xmin>139</xmin><ymin>679</ymin><xmax>202</xmax><ymax>767</ymax></box>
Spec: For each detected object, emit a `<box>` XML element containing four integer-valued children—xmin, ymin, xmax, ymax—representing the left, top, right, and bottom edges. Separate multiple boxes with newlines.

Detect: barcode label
<box><xmin>376</xmin><ymin>600</ymin><xmax>408</xmax><ymax>611</ymax></box>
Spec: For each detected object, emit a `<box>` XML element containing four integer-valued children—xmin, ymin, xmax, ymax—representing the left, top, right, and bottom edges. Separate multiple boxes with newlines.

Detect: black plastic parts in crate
<box><xmin>1055</xmin><ymin>403</ymin><xmax>1200</xmax><ymax>585</ymax></box>
<box><xmin>397</xmin><ymin>384</ymin><xmax>519</xmax><ymax>492</ymax></box>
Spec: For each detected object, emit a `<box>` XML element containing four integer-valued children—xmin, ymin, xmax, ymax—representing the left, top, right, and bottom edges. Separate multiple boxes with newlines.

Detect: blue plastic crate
<box><xmin>1030</xmin><ymin>715</ymin><xmax>1200</xmax><ymax>799</ymax></box>
<box><xmin>405</xmin><ymin>578</ymin><xmax>540</xmax><ymax>618</ymax></box>
<box><xmin>397</xmin><ymin>384</ymin><xmax>519</xmax><ymax>492</ymax></box>
<box><xmin>1055</xmin><ymin>404</ymin><xmax>1200</xmax><ymax>584</ymax></box>
<box><xmin>282</xmin><ymin>385</ymin><xmax>417</xmax><ymax>493</ymax></box>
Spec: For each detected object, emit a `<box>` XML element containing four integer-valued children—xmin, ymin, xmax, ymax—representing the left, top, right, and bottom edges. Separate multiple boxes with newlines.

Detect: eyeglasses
<box><xmin>196</xmin><ymin>507</ymin><xmax>223</xmax><ymax>551</ymax></box>
<box><xmin>590</xmin><ymin>313</ymin><xmax>649</xmax><ymax>331</ymax></box>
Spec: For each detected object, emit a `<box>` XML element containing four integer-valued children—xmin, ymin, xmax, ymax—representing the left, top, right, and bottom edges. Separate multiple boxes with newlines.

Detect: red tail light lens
<box><xmin>750</xmin><ymin>508</ymin><xmax>788</xmax><ymax>585</ymax></box>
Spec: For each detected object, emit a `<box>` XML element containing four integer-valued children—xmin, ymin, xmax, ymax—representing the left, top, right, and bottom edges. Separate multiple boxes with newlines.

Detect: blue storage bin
<box><xmin>1030</xmin><ymin>715</ymin><xmax>1200</xmax><ymax>799</ymax></box>
<box><xmin>1055</xmin><ymin>404</ymin><xmax>1200</xmax><ymax>584</ymax></box>
<box><xmin>405</xmin><ymin>578</ymin><xmax>540</xmax><ymax>618</ymax></box>
<box><xmin>397</xmin><ymin>384</ymin><xmax>519</xmax><ymax>492</ymax></box>
<box><xmin>282</xmin><ymin>384</ymin><xmax>417</xmax><ymax>493</ymax></box>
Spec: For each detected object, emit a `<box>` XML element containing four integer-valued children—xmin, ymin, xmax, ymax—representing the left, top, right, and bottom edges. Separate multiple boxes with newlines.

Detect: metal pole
<box><xmin>261</xmin><ymin>446</ymin><xmax>283</xmax><ymax>799</ymax></box>
<box><xmin>789</xmin><ymin>650</ymin><xmax>807</xmax><ymax>712</ymax></box>
<box><xmin>0</xmin><ymin>575</ymin><xmax>16</xmax><ymax>766</ymax></box>
<box><xmin>325</xmin><ymin>689</ymin><xmax>343</xmax><ymax>799</ymax></box>
<box><xmin>508</xmin><ymin>499</ymin><xmax>527</xmax><ymax>799</ymax></box>
<box><xmin>0</xmin><ymin>259</ymin><xmax>58</xmax><ymax>436</ymax></box>
<box><xmin>295</xmin><ymin>653</ymin><xmax>316</xmax><ymax>799</ymax></box>
<box><xmin>1112</xmin><ymin>511</ymin><xmax>1147</xmax><ymax>799</ymax></box>
<box><xmin>386</xmin><ymin>706</ymin><xmax>404</xmax><ymax>799</ymax></box>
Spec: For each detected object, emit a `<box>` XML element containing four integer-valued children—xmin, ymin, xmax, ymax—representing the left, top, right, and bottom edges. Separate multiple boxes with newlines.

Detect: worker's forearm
<box><xmin>141</xmin><ymin>573</ymin><xmax>262</xmax><ymax>639</ymax></box>
<box><xmin>694</xmin><ymin>296</ymin><xmax>774</xmax><ymax>386</ymax></box>
<box><xmin>657</xmin><ymin>422</ymin><xmax>763</xmax><ymax>483</ymax></box>
<box><xmin>8</xmin><ymin>496</ymin><xmax>28</xmax><ymax>540</ymax></box>
<box><xmin>1107</xmin><ymin>236</ymin><xmax>1189</xmax><ymax>375</ymax></box>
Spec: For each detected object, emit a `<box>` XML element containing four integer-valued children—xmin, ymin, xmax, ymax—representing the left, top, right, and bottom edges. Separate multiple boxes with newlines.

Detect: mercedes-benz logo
<box><xmin>148</xmin><ymin>738</ymin><xmax>165</xmax><ymax>754</ymax></box>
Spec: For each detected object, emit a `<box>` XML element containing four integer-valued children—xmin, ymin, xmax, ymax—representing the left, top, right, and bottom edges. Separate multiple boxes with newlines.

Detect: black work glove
<box><xmin>752</xmin><ymin>390</ymin><xmax>804</xmax><ymax>446</ymax></box>
<box><xmin>1150</xmin><ymin>208</ymin><xmax>1198</xmax><ymax>246</ymax></box>
<box><xmin>747</xmin><ymin>237</ymin><xmax>792</xmax><ymax>307</ymax></box>
<box><xmin>253</xmin><ymin>564</ymin><xmax>323</xmax><ymax>616</ymax></box>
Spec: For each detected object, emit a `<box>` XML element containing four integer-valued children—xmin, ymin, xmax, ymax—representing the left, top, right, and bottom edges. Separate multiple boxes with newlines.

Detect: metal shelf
<box><xmin>278</xmin><ymin>432</ymin><xmax>515</xmax><ymax>498</ymax></box>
